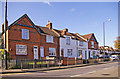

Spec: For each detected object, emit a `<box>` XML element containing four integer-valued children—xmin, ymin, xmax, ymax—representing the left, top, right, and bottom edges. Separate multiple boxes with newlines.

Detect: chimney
<box><xmin>46</xmin><ymin>20</ymin><xmax>52</xmax><ymax>29</ymax></box>
<box><xmin>62</xmin><ymin>28</ymin><xmax>68</xmax><ymax>35</ymax></box>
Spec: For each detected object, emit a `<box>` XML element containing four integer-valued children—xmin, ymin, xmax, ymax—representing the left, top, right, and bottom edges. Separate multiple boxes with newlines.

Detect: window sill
<box><xmin>49</xmin><ymin>55</ymin><xmax>56</xmax><ymax>57</ymax></box>
<box><xmin>22</xmin><ymin>39</ymin><xmax>30</xmax><ymax>40</ymax></box>
<box><xmin>46</xmin><ymin>42</ymin><xmax>54</xmax><ymax>43</ymax></box>
<box><xmin>66</xmin><ymin>44</ymin><xmax>70</xmax><ymax>45</ymax></box>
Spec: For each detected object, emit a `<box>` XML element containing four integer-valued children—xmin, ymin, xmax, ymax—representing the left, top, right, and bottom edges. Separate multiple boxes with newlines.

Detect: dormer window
<box><xmin>66</xmin><ymin>37</ymin><xmax>70</xmax><ymax>45</ymax></box>
<box><xmin>22</xmin><ymin>29</ymin><xmax>29</xmax><ymax>39</ymax></box>
<box><xmin>91</xmin><ymin>41</ymin><xmax>94</xmax><ymax>48</ymax></box>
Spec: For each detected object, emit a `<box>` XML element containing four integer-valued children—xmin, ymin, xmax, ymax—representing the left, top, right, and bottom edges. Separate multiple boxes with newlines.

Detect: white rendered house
<box><xmin>76</xmin><ymin>33</ymin><xmax>99</xmax><ymax>59</ymax></box>
<box><xmin>53</xmin><ymin>28</ymin><xmax>89</xmax><ymax>59</ymax></box>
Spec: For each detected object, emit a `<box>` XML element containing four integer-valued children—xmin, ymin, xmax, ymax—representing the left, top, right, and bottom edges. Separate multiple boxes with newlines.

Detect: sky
<box><xmin>0</xmin><ymin>2</ymin><xmax>118</xmax><ymax>48</ymax></box>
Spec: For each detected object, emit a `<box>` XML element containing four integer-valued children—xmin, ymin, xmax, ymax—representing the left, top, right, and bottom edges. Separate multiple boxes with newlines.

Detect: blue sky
<box><xmin>1</xmin><ymin>2</ymin><xmax>118</xmax><ymax>48</ymax></box>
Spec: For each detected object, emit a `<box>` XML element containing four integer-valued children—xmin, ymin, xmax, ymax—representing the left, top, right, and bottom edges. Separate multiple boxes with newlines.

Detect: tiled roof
<box><xmin>82</xmin><ymin>33</ymin><xmax>93</xmax><ymax>40</ymax></box>
<box><xmin>53</xmin><ymin>29</ymin><xmax>86</xmax><ymax>41</ymax></box>
<box><xmin>36</xmin><ymin>26</ymin><xmax>59</xmax><ymax>37</ymax></box>
<box><xmin>99</xmin><ymin>46</ymin><xmax>115</xmax><ymax>51</ymax></box>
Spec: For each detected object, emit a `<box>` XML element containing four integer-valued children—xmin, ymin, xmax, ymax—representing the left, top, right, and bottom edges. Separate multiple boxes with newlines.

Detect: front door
<box><xmin>61</xmin><ymin>49</ymin><xmax>64</xmax><ymax>57</ymax></box>
<box><xmin>85</xmin><ymin>51</ymin><xmax>87</xmax><ymax>59</ymax></box>
<box><xmin>40</xmin><ymin>47</ymin><xmax>44</xmax><ymax>58</ymax></box>
<box><xmin>89</xmin><ymin>51</ymin><xmax>91</xmax><ymax>59</ymax></box>
<box><xmin>34</xmin><ymin>46</ymin><xmax>38</xmax><ymax>59</ymax></box>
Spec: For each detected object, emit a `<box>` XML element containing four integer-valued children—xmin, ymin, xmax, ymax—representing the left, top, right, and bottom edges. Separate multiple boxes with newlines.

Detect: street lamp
<box><xmin>103</xmin><ymin>19</ymin><xmax>111</xmax><ymax>61</ymax></box>
<box><xmin>4</xmin><ymin>0</ymin><xmax>8</xmax><ymax>70</ymax></box>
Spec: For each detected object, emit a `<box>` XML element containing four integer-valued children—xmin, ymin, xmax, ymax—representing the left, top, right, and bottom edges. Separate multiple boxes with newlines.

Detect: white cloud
<box><xmin>70</xmin><ymin>8</ymin><xmax>75</xmax><ymax>12</ymax></box>
<box><xmin>42</xmin><ymin>1</ymin><xmax>51</xmax><ymax>6</ymax></box>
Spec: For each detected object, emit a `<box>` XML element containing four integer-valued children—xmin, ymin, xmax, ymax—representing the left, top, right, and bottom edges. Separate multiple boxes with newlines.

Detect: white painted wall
<box><xmin>60</xmin><ymin>35</ymin><xmax>89</xmax><ymax>59</ymax></box>
<box><xmin>60</xmin><ymin>35</ymin><xmax>77</xmax><ymax>58</ymax></box>
<box><xmin>76</xmin><ymin>41</ymin><xmax>88</xmax><ymax>59</ymax></box>
<box><xmin>60</xmin><ymin>35</ymin><xmax>99</xmax><ymax>59</ymax></box>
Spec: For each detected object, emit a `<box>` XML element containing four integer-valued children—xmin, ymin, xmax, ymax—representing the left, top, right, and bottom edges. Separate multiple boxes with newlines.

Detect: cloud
<box><xmin>42</xmin><ymin>1</ymin><xmax>51</xmax><ymax>6</ymax></box>
<box><xmin>70</xmin><ymin>8</ymin><xmax>75</xmax><ymax>12</ymax></box>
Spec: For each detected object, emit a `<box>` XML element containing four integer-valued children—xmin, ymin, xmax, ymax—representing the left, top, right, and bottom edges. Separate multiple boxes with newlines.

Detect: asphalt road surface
<box><xmin>1</xmin><ymin>62</ymin><xmax>119</xmax><ymax>79</ymax></box>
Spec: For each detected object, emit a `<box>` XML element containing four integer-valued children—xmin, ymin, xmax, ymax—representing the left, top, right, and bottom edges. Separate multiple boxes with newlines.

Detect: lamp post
<box><xmin>103</xmin><ymin>19</ymin><xmax>111</xmax><ymax>61</ymax></box>
<box><xmin>4</xmin><ymin>0</ymin><xmax>8</xmax><ymax>70</ymax></box>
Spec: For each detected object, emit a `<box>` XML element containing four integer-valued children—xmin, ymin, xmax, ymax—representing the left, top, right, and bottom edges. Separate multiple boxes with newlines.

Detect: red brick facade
<box><xmin>88</xmin><ymin>35</ymin><xmax>98</xmax><ymax>50</ymax></box>
<box><xmin>2</xmin><ymin>14</ymin><xmax>60</xmax><ymax>60</ymax></box>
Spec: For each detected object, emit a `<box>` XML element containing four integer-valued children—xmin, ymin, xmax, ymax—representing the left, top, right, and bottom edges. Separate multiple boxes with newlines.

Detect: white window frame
<box><xmin>40</xmin><ymin>47</ymin><xmax>44</xmax><ymax>57</ymax></box>
<box><xmin>79</xmin><ymin>41</ymin><xmax>83</xmax><ymax>46</ymax></box>
<box><xmin>91</xmin><ymin>41</ymin><xmax>94</xmax><ymax>48</ymax></box>
<box><xmin>93</xmin><ymin>51</ymin><xmax>96</xmax><ymax>56</ymax></box>
<box><xmin>46</xmin><ymin>35</ymin><xmax>54</xmax><ymax>43</ymax></box>
<box><xmin>16</xmin><ymin>44</ymin><xmax>27</xmax><ymax>55</ymax></box>
<box><xmin>67</xmin><ymin>49</ymin><xmax>72</xmax><ymax>56</ymax></box>
<box><xmin>49</xmin><ymin>48</ymin><xmax>56</xmax><ymax>56</ymax></box>
<box><xmin>22</xmin><ymin>29</ymin><xmax>29</xmax><ymax>39</ymax></box>
<box><xmin>66</xmin><ymin>37</ymin><xmax>70</xmax><ymax>45</ymax></box>
<box><xmin>78</xmin><ymin>50</ymin><xmax>82</xmax><ymax>57</ymax></box>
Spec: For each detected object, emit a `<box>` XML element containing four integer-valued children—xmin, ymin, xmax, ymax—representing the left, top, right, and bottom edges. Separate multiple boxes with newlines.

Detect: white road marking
<box><xmin>70</xmin><ymin>71</ymin><xmax>96</xmax><ymax>77</ymax></box>
<box><xmin>70</xmin><ymin>74</ymin><xmax>83</xmax><ymax>77</ymax></box>
<box><xmin>88</xmin><ymin>71</ymin><xmax>96</xmax><ymax>74</ymax></box>
<box><xmin>70</xmin><ymin>65</ymin><xmax>117</xmax><ymax>77</ymax></box>
<box><xmin>104</xmin><ymin>66</ymin><xmax>116</xmax><ymax>70</ymax></box>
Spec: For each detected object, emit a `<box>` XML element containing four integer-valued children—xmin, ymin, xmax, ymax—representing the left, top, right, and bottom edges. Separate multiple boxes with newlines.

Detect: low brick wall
<box><xmin>62</xmin><ymin>57</ymin><xmax>76</xmax><ymax>65</ymax></box>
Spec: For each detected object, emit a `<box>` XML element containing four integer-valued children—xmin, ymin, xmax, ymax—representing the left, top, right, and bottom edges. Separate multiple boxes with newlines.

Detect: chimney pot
<box><xmin>46</xmin><ymin>20</ymin><xmax>52</xmax><ymax>29</ymax></box>
<box><xmin>62</xmin><ymin>28</ymin><xmax>68</xmax><ymax>35</ymax></box>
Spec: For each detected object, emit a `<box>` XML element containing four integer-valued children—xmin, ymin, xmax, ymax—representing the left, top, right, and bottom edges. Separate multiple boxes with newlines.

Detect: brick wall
<box><xmin>4</xmin><ymin>17</ymin><xmax>59</xmax><ymax>60</ymax></box>
<box><xmin>88</xmin><ymin>35</ymin><xmax>98</xmax><ymax>50</ymax></box>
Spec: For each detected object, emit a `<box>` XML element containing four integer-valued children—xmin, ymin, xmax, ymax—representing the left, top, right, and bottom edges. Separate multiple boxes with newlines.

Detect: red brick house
<box><xmin>77</xmin><ymin>33</ymin><xmax>99</xmax><ymax>59</ymax></box>
<box><xmin>2</xmin><ymin>14</ymin><xmax>60</xmax><ymax>60</ymax></box>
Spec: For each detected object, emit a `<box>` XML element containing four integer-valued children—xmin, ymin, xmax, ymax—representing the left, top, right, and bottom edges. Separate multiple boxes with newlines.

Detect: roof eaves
<box><xmin>76</xmin><ymin>33</ymin><xmax>87</xmax><ymax>41</ymax></box>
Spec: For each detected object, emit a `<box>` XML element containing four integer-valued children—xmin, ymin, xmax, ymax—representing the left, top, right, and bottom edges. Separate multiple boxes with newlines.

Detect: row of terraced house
<box><xmin>2</xmin><ymin>14</ymin><xmax>99</xmax><ymax>65</ymax></box>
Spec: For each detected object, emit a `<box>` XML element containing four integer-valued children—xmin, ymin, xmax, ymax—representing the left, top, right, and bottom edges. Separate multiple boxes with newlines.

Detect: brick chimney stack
<box><xmin>62</xmin><ymin>28</ymin><xmax>68</xmax><ymax>35</ymax></box>
<box><xmin>46</xmin><ymin>20</ymin><xmax>52</xmax><ymax>29</ymax></box>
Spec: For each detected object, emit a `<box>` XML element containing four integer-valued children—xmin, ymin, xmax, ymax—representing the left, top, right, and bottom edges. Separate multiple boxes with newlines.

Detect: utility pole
<box><xmin>4</xmin><ymin>0</ymin><xmax>7</xmax><ymax>70</ymax></box>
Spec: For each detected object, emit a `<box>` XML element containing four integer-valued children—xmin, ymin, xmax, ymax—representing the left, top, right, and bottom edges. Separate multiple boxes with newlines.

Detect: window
<box><xmin>78</xmin><ymin>50</ymin><xmax>82</xmax><ymax>57</ymax></box>
<box><xmin>91</xmin><ymin>41</ymin><xmax>94</xmax><ymax>48</ymax></box>
<box><xmin>22</xmin><ymin>29</ymin><xmax>29</xmax><ymax>39</ymax></box>
<box><xmin>16</xmin><ymin>45</ymin><xmax>27</xmax><ymax>55</ymax></box>
<box><xmin>66</xmin><ymin>37</ymin><xmax>70</xmax><ymax>45</ymax></box>
<box><xmin>67</xmin><ymin>49</ymin><xmax>72</xmax><ymax>56</ymax></box>
<box><xmin>79</xmin><ymin>41</ymin><xmax>83</xmax><ymax>46</ymax></box>
<box><xmin>93</xmin><ymin>51</ymin><xmax>96</xmax><ymax>59</ymax></box>
<box><xmin>46</xmin><ymin>35</ymin><xmax>54</xmax><ymax>43</ymax></box>
<box><xmin>93</xmin><ymin>51</ymin><xmax>95</xmax><ymax>56</ymax></box>
<box><xmin>49</xmin><ymin>48</ymin><xmax>56</xmax><ymax>56</ymax></box>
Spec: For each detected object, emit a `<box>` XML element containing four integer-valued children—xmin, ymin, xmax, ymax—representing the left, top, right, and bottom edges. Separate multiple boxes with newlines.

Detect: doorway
<box><xmin>61</xmin><ymin>49</ymin><xmax>64</xmax><ymax>57</ymax></box>
<box><xmin>34</xmin><ymin>46</ymin><xmax>38</xmax><ymax>59</ymax></box>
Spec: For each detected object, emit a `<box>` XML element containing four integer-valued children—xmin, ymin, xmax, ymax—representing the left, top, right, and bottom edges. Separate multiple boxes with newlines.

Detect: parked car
<box><xmin>99</xmin><ymin>55</ymin><xmax>109</xmax><ymax>58</ymax></box>
<box><xmin>109</xmin><ymin>55</ymin><xmax>119</xmax><ymax>61</ymax></box>
<box><xmin>99</xmin><ymin>55</ymin><xmax>109</xmax><ymax>61</ymax></box>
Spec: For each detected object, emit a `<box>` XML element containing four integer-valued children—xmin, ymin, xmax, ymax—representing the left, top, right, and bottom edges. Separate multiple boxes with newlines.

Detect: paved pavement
<box><xmin>1</xmin><ymin>62</ymin><xmax>119</xmax><ymax>78</ymax></box>
<box><xmin>0</xmin><ymin>61</ymin><xmax>108</xmax><ymax>74</ymax></box>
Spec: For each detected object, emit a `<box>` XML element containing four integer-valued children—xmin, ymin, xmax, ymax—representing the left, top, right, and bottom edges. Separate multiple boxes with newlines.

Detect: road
<box><xmin>1</xmin><ymin>62</ymin><xmax>119</xmax><ymax>78</ymax></box>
